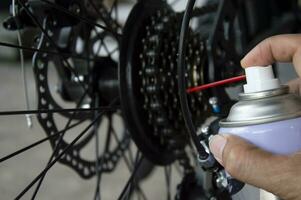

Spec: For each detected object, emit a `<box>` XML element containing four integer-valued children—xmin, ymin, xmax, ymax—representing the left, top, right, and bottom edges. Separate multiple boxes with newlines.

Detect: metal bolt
<box><xmin>47</xmin><ymin>30</ymin><xmax>53</xmax><ymax>37</ymax></box>
<box><xmin>209</xmin><ymin>97</ymin><xmax>221</xmax><ymax>113</ymax></box>
<box><xmin>73</xmin><ymin>75</ymin><xmax>84</xmax><ymax>82</ymax></box>
<box><xmin>208</xmin><ymin>134</ymin><xmax>214</xmax><ymax>142</ymax></box>
<box><xmin>201</xmin><ymin>125</ymin><xmax>209</xmax><ymax>135</ymax></box>
<box><xmin>209</xmin><ymin>97</ymin><xmax>218</xmax><ymax>105</ymax></box>
<box><xmin>215</xmin><ymin>171</ymin><xmax>228</xmax><ymax>190</ymax></box>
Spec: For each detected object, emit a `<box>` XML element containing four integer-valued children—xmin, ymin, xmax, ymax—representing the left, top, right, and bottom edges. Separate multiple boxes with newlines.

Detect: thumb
<box><xmin>240</xmin><ymin>34</ymin><xmax>301</xmax><ymax>78</ymax></box>
<box><xmin>209</xmin><ymin>135</ymin><xmax>296</xmax><ymax>197</ymax></box>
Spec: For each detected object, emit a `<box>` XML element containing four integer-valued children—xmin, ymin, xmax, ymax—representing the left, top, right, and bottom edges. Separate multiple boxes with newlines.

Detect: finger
<box><xmin>209</xmin><ymin>135</ymin><xmax>296</xmax><ymax>198</ymax></box>
<box><xmin>240</xmin><ymin>34</ymin><xmax>301</xmax><ymax>77</ymax></box>
<box><xmin>287</xmin><ymin>78</ymin><xmax>301</xmax><ymax>96</ymax></box>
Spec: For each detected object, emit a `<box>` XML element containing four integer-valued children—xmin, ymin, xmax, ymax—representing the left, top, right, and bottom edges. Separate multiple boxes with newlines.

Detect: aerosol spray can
<box><xmin>218</xmin><ymin>66</ymin><xmax>301</xmax><ymax>200</ymax></box>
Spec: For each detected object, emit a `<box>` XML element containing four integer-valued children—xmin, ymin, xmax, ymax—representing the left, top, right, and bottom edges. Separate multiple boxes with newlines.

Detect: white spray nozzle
<box><xmin>243</xmin><ymin>65</ymin><xmax>281</xmax><ymax>93</ymax></box>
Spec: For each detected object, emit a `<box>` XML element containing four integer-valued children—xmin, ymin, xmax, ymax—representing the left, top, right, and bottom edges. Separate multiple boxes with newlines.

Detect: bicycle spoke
<box><xmin>93</xmin><ymin>28</ymin><xmax>116</xmax><ymax>58</ymax></box>
<box><xmin>15</xmin><ymin>97</ymin><xmax>118</xmax><ymax>199</ymax></box>
<box><xmin>111</xmin><ymin>128</ymin><xmax>131</xmax><ymax>170</ymax></box>
<box><xmin>109</xmin><ymin>0</ymin><xmax>119</xmax><ymax>16</ymax></box>
<box><xmin>86</xmin><ymin>0</ymin><xmax>121</xmax><ymax>32</ymax></box>
<box><xmin>38</xmin><ymin>0</ymin><xmax>121</xmax><ymax>39</ymax></box>
<box><xmin>127</xmin><ymin>139</ymin><xmax>135</xmax><ymax>168</ymax></box>
<box><xmin>103</xmin><ymin>116</ymin><xmax>113</xmax><ymax>152</ymax></box>
<box><xmin>123</xmin><ymin>149</ymin><xmax>147</xmax><ymax>200</ymax></box>
<box><xmin>0</xmin><ymin>119</ymin><xmax>85</xmax><ymax>163</ymax></box>
<box><xmin>126</xmin><ymin>151</ymin><xmax>142</xmax><ymax>200</ymax></box>
<box><xmin>0</xmin><ymin>41</ymin><xmax>97</xmax><ymax>61</ymax></box>
<box><xmin>111</xmin><ymin>127</ymin><xmax>135</xmax><ymax>172</ymax></box>
<box><xmin>111</xmin><ymin>127</ymin><xmax>145</xmax><ymax>199</ymax></box>
<box><xmin>93</xmin><ymin>96</ymin><xmax>101</xmax><ymax>200</ymax></box>
<box><xmin>109</xmin><ymin>46</ymin><xmax>118</xmax><ymax>56</ymax></box>
<box><xmin>15</xmin><ymin>111</ymin><xmax>105</xmax><ymax>200</ymax></box>
<box><xmin>17</xmin><ymin>0</ymin><xmax>87</xmax><ymax>91</ymax></box>
<box><xmin>0</xmin><ymin>106</ymin><xmax>119</xmax><ymax>116</ymax></box>
<box><xmin>31</xmin><ymin>92</ymin><xmax>89</xmax><ymax>199</ymax></box>
<box><xmin>111</xmin><ymin>128</ymin><xmax>147</xmax><ymax>200</ymax></box>
<box><xmin>164</xmin><ymin>166</ymin><xmax>172</xmax><ymax>200</ymax></box>
<box><xmin>117</xmin><ymin>152</ymin><xmax>144</xmax><ymax>200</ymax></box>
<box><xmin>100</xmin><ymin>37</ymin><xmax>112</xmax><ymax>57</ymax></box>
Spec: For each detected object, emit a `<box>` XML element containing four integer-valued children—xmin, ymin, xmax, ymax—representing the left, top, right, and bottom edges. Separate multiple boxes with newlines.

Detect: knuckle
<box><xmin>223</xmin><ymin>143</ymin><xmax>250</xmax><ymax>180</ymax></box>
<box><xmin>259</xmin><ymin>38</ymin><xmax>274</xmax><ymax>63</ymax></box>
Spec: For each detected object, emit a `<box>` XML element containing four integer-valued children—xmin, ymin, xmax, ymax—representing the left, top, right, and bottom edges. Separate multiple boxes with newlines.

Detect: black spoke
<box><xmin>17</xmin><ymin>0</ymin><xmax>87</xmax><ymax>91</ymax></box>
<box><xmin>127</xmin><ymin>138</ymin><xmax>135</xmax><ymax>167</ymax></box>
<box><xmin>0</xmin><ymin>0</ymin><xmax>158</xmax><ymax>199</ymax></box>
<box><xmin>109</xmin><ymin>46</ymin><xmax>119</xmax><ymax>56</ymax></box>
<box><xmin>38</xmin><ymin>0</ymin><xmax>121</xmax><ymax>39</ymax></box>
<box><xmin>117</xmin><ymin>152</ymin><xmax>144</xmax><ymax>200</ymax></box>
<box><xmin>164</xmin><ymin>166</ymin><xmax>172</xmax><ymax>200</ymax></box>
<box><xmin>111</xmin><ymin>127</ymin><xmax>148</xmax><ymax>200</ymax></box>
<box><xmin>15</xmin><ymin>98</ymin><xmax>118</xmax><ymax>199</ymax></box>
<box><xmin>0</xmin><ymin>106</ymin><xmax>119</xmax><ymax>116</ymax></box>
<box><xmin>94</xmin><ymin>37</ymin><xmax>103</xmax><ymax>57</ymax></box>
<box><xmin>111</xmin><ymin>128</ymin><xmax>132</xmax><ymax>171</ymax></box>
<box><xmin>111</xmin><ymin>127</ymin><xmax>135</xmax><ymax>171</ymax></box>
<box><xmin>109</xmin><ymin>0</ymin><xmax>119</xmax><ymax>16</ymax></box>
<box><xmin>0</xmin><ymin>41</ymin><xmax>97</xmax><ymax>61</ymax></box>
<box><xmin>15</xmin><ymin>111</ymin><xmax>106</xmax><ymax>200</ymax></box>
<box><xmin>126</xmin><ymin>151</ymin><xmax>142</xmax><ymax>200</ymax></box>
<box><xmin>101</xmin><ymin>38</ymin><xmax>113</xmax><ymax>57</ymax></box>
<box><xmin>31</xmin><ymin>92</ymin><xmax>89</xmax><ymax>200</ymax></box>
<box><xmin>86</xmin><ymin>0</ymin><xmax>121</xmax><ymax>32</ymax></box>
<box><xmin>93</xmin><ymin>27</ymin><xmax>119</xmax><ymax>57</ymax></box>
<box><xmin>104</xmin><ymin>116</ymin><xmax>113</xmax><ymax>152</ymax></box>
<box><xmin>0</xmin><ymin>119</ymin><xmax>85</xmax><ymax>163</ymax></box>
<box><xmin>93</xmin><ymin>96</ymin><xmax>101</xmax><ymax>200</ymax></box>
<box><xmin>93</xmin><ymin>28</ymin><xmax>115</xmax><ymax>58</ymax></box>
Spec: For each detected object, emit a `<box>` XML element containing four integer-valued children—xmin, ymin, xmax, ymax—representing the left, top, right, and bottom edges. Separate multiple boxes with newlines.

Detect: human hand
<box><xmin>241</xmin><ymin>34</ymin><xmax>301</xmax><ymax>96</ymax></box>
<box><xmin>209</xmin><ymin>34</ymin><xmax>301</xmax><ymax>200</ymax></box>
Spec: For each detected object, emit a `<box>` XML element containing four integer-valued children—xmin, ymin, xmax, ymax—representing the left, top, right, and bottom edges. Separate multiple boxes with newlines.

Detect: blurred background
<box><xmin>0</xmin><ymin>0</ymin><xmax>299</xmax><ymax>200</ymax></box>
<box><xmin>0</xmin><ymin>1</ymin><xmax>183</xmax><ymax>199</ymax></box>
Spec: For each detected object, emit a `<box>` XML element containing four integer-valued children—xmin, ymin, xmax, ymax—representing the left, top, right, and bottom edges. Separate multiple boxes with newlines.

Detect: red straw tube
<box><xmin>186</xmin><ymin>75</ymin><xmax>246</xmax><ymax>94</ymax></box>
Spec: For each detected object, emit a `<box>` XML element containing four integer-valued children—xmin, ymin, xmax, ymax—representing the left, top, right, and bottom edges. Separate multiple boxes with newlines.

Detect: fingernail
<box><xmin>209</xmin><ymin>135</ymin><xmax>227</xmax><ymax>163</ymax></box>
<box><xmin>240</xmin><ymin>58</ymin><xmax>247</xmax><ymax>68</ymax></box>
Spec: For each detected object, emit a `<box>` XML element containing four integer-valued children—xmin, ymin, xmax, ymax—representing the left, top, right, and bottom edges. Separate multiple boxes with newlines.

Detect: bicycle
<box><xmin>0</xmin><ymin>0</ymin><xmax>300</xmax><ymax>199</ymax></box>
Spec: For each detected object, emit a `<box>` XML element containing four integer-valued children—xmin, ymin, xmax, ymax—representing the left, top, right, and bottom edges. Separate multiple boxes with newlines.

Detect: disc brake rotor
<box><xmin>32</xmin><ymin>0</ymin><xmax>129</xmax><ymax>179</ymax></box>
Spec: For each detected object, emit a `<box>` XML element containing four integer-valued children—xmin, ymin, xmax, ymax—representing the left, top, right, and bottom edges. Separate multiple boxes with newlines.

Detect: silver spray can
<box><xmin>218</xmin><ymin>66</ymin><xmax>301</xmax><ymax>200</ymax></box>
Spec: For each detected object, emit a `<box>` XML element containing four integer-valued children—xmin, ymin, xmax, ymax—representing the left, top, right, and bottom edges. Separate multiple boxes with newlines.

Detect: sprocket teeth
<box><xmin>139</xmin><ymin>7</ymin><xmax>209</xmax><ymax>158</ymax></box>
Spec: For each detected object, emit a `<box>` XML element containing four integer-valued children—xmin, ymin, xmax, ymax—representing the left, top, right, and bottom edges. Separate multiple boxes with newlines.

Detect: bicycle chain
<box><xmin>139</xmin><ymin>5</ymin><xmax>213</xmax><ymax>174</ymax></box>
